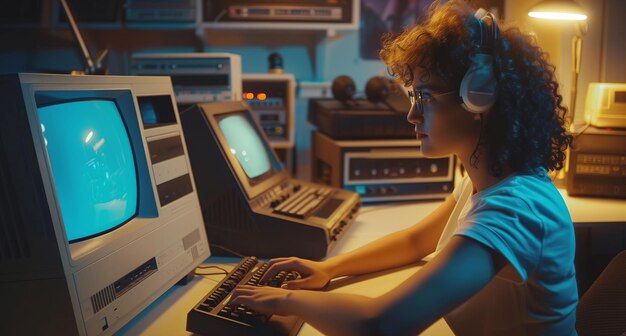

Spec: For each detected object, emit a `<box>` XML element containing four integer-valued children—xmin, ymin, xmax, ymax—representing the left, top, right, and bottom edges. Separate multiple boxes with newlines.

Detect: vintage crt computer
<box><xmin>0</xmin><ymin>73</ymin><xmax>210</xmax><ymax>335</ymax></box>
<box><xmin>181</xmin><ymin>101</ymin><xmax>361</xmax><ymax>260</ymax></box>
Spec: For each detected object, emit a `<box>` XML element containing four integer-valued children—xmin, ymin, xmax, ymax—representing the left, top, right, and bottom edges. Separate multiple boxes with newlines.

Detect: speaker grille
<box><xmin>204</xmin><ymin>187</ymin><xmax>257</xmax><ymax>235</ymax></box>
<box><xmin>90</xmin><ymin>284</ymin><xmax>117</xmax><ymax>314</ymax></box>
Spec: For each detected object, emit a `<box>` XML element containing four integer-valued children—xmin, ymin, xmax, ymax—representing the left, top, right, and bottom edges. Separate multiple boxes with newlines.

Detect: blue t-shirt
<box><xmin>438</xmin><ymin>168</ymin><xmax>578</xmax><ymax>335</ymax></box>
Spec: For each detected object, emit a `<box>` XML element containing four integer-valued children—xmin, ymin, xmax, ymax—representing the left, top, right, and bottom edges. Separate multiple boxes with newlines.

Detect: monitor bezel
<box><xmin>35</xmin><ymin>94</ymin><xmax>141</xmax><ymax>244</ymax></box>
<box><xmin>199</xmin><ymin>100</ymin><xmax>289</xmax><ymax>200</ymax></box>
<box><xmin>21</xmin><ymin>81</ymin><xmax>160</xmax><ymax>265</ymax></box>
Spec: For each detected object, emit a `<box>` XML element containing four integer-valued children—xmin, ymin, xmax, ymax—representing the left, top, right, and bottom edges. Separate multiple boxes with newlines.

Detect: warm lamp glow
<box><xmin>528</xmin><ymin>12</ymin><xmax>587</xmax><ymax>21</ymax></box>
<box><xmin>528</xmin><ymin>0</ymin><xmax>588</xmax><ymax>21</ymax></box>
<box><xmin>527</xmin><ymin>0</ymin><xmax>589</xmax><ymax>128</ymax></box>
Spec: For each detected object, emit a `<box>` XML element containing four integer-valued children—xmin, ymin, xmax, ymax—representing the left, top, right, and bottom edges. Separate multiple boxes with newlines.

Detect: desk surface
<box><xmin>117</xmin><ymin>191</ymin><xmax>626</xmax><ymax>335</ymax></box>
<box><xmin>117</xmin><ymin>200</ymin><xmax>448</xmax><ymax>335</ymax></box>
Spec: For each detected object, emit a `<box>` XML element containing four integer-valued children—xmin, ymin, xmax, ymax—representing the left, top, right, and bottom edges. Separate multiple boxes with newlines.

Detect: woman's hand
<box><xmin>229</xmin><ymin>285</ymin><xmax>292</xmax><ymax>316</ymax></box>
<box><xmin>260</xmin><ymin>257</ymin><xmax>334</xmax><ymax>290</ymax></box>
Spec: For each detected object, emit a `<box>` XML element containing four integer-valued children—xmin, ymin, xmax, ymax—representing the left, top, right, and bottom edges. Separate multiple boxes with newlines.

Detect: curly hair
<box><xmin>379</xmin><ymin>0</ymin><xmax>572</xmax><ymax>177</ymax></box>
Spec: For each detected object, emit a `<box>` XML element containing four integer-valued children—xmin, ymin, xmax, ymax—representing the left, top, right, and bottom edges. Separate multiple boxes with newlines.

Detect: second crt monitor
<box><xmin>181</xmin><ymin>101</ymin><xmax>360</xmax><ymax>260</ymax></box>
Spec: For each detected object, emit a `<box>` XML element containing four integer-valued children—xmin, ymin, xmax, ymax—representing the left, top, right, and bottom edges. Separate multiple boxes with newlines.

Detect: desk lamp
<box><xmin>528</xmin><ymin>0</ymin><xmax>588</xmax><ymax>125</ymax></box>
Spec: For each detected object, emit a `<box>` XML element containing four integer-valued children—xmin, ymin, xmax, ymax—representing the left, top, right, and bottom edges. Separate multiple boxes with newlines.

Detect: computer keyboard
<box><xmin>186</xmin><ymin>256</ymin><xmax>304</xmax><ymax>336</ymax></box>
<box><xmin>272</xmin><ymin>185</ymin><xmax>333</xmax><ymax>219</ymax></box>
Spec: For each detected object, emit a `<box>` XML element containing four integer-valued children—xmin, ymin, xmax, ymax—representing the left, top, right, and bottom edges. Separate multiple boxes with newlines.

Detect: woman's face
<box><xmin>406</xmin><ymin>69</ymin><xmax>481</xmax><ymax>159</ymax></box>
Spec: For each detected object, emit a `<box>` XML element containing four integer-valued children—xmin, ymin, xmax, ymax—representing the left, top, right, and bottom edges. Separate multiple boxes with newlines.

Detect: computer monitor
<box><xmin>181</xmin><ymin>101</ymin><xmax>360</xmax><ymax>259</ymax></box>
<box><xmin>0</xmin><ymin>73</ymin><xmax>210</xmax><ymax>336</ymax></box>
<box><xmin>214</xmin><ymin>107</ymin><xmax>287</xmax><ymax>199</ymax></box>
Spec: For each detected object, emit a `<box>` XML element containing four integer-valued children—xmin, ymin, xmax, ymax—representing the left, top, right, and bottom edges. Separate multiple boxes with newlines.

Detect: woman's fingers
<box><xmin>260</xmin><ymin>259</ymin><xmax>303</xmax><ymax>284</ymax></box>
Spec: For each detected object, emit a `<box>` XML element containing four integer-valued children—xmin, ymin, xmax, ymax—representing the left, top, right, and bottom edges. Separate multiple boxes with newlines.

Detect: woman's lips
<box><xmin>417</xmin><ymin>133</ymin><xmax>428</xmax><ymax>140</ymax></box>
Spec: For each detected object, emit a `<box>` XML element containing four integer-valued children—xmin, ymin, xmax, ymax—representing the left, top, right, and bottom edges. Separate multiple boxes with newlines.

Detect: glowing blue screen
<box><xmin>38</xmin><ymin>100</ymin><xmax>138</xmax><ymax>242</ymax></box>
<box><xmin>218</xmin><ymin>114</ymin><xmax>271</xmax><ymax>179</ymax></box>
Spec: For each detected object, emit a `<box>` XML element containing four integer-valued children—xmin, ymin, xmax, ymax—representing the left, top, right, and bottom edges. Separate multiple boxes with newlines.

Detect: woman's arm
<box><xmin>323</xmin><ymin>195</ymin><xmax>457</xmax><ymax>278</ymax></box>
<box><xmin>259</xmin><ymin>195</ymin><xmax>457</xmax><ymax>290</ymax></box>
<box><xmin>231</xmin><ymin>235</ymin><xmax>502</xmax><ymax>335</ymax></box>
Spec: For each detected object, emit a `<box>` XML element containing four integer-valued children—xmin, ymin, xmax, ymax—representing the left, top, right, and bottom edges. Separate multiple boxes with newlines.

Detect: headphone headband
<box><xmin>474</xmin><ymin>8</ymin><xmax>498</xmax><ymax>53</ymax></box>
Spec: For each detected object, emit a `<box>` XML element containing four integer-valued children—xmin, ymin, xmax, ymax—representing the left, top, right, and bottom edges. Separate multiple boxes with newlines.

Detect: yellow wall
<box><xmin>504</xmin><ymin>0</ymin><xmax>606</xmax><ymax>127</ymax></box>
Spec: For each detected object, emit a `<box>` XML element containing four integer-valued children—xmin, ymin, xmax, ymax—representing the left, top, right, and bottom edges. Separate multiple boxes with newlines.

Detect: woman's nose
<box><xmin>407</xmin><ymin>103</ymin><xmax>423</xmax><ymax>125</ymax></box>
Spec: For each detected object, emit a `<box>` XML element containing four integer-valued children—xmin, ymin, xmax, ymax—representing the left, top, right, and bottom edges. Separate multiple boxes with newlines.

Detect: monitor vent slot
<box><xmin>90</xmin><ymin>284</ymin><xmax>116</xmax><ymax>314</ymax></box>
<box><xmin>205</xmin><ymin>187</ymin><xmax>256</xmax><ymax>233</ymax></box>
<box><xmin>0</xmin><ymin>134</ymin><xmax>31</xmax><ymax>261</ymax></box>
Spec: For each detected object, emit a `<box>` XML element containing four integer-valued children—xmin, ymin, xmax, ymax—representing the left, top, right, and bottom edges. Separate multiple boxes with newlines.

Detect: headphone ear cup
<box><xmin>331</xmin><ymin>75</ymin><xmax>356</xmax><ymax>102</ymax></box>
<box><xmin>459</xmin><ymin>54</ymin><xmax>497</xmax><ymax>114</ymax></box>
<box><xmin>364</xmin><ymin>76</ymin><xmax>390</xmax><ymax>103</ymax></box>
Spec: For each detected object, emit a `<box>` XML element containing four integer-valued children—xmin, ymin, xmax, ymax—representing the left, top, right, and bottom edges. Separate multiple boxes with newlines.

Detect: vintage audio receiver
<box><xmin>313</xmin><ymin>132</ymin><xmax>455</xmax><ymax>203</ymax></box>
<box><xmin>584</xmin><ymin>82</ymin><xmax>626</xmax><ymax>128</ymax></box>
<box><xmin>130</xmin><ymin>53</ymin><xmax>242</xmax><ymax>109</ymax></box>
<box><xmin>204</xmin><ymin>0</ymin><xmax>357</xmax><ymax>26</ymax></box>
<box><xmin>566</xmin><ymin>126</ymin><xmax>626</xmax><ymax>198</ymax></box>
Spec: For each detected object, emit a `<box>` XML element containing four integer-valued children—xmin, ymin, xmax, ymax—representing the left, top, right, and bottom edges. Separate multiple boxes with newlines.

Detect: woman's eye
<box><xmin>420</xmin><ymin>92</ymin><xmax>434</xmax><ymax>101</ymax></box>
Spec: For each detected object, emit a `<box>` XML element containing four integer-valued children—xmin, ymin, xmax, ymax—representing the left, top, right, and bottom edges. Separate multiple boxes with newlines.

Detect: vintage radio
<box><xmin>584</xmin><ymin>82</ymin><xmax>626</xmax><ymax>128</ymax></box>
<box><xmin>130</xmin><ymin>53</ymin><xmax>242</xmax><ymax>110</ymax></box>
<box><xmin>312</xmin><ymin>132</ymin><xmax>455</xmax><ymax>203</ymax></box>
<box><xmin>566</xmin><ymin>126</ymin><xmax>626</xmax><ymax>198</ymax></box>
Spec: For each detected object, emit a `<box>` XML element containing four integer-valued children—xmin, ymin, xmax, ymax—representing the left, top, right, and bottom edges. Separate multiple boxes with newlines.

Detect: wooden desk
<box><xmin>117</xmin><ymin>192</ymin><xmax>626</xmax><ymax>335</ymax></box>
<box><xmin>558</xmin><ymin>190</ymin><xmax>626</xmax><ymax>224</ymax></box>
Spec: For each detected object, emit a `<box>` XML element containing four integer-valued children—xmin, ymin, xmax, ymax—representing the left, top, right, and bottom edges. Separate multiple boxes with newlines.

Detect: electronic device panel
<box><xmin>584</xmin><ymin>82</ymin><xmax>626</xmax><ymax>128</ymax></box>
<box><xmin>130</xmin><ymin>52</ymin><xmax>242</xmax><ymax>110</ymax></box>
<box><xmin>242</xmin><ymin>73</ymin><xmax>295</xmax><ymax>147</ymax></box>
<box><xmin>308</xmin><ymin>98</ymin><xmax>414</xmax><ymax>139</ymax></box>
<box><xmin>242</xmin><ymin>73</ymin><xmax>296</xmax><ymax>173</ymax></box>
<box><xmin>313</xmin><ymin>132</ymin><xmax>455</xmax><ymax>203</ymax></box>
<box><xmin>0</xmin><ymin>73</ymin><xmax>210</xmax><ymax>336</ymax></box>
<box><xmin>566</xmin><ymin>126</ymin><xmax>626</xmax><ymax>198</ymax></box>
<box><xmin>204</xmin><ymin>0</ymin><xmax>356</xmax><ymax>25</ymax></box>
<box><xmin>180</xmin><ymin>101</ymin><xmax>361</xmax><ymax>260</ymax></box>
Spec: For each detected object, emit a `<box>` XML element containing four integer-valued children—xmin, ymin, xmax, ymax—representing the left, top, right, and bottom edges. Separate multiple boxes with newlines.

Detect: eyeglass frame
<box><xmin>407</xmin><ymin>89</ymin><xmax>459</xmax><ymax>115</ymax></box>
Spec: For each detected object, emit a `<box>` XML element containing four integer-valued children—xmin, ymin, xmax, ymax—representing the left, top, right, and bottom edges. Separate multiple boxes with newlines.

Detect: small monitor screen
<box><xmin>218</xmin><ymin>113</ymin><xmax>273</xmax><ymax>180</ymax></box>
<box><xmin>38</xmin><ymin>100</ymin><xmax>138</xmax><ymax>242</ymax></box>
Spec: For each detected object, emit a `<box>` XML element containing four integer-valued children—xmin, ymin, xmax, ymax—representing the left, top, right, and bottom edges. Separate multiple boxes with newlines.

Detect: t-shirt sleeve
<box><xmin>455</xmin><ymin>194</ymin><xmax>543</xmax><ymax>281</ymax></box>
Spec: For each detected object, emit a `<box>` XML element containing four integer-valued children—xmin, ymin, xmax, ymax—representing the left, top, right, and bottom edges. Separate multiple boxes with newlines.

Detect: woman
<box><xmin>231</xmin><ymin>1</ymin><xmax>577</xmax><ymax>334</ymax></box>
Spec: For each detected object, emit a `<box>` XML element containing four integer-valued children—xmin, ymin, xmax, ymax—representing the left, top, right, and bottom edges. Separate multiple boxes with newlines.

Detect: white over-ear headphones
<box><xmin>459</xmin><ymin>8</ymin><xmax>499</xmax><ymax>114</ymax></box>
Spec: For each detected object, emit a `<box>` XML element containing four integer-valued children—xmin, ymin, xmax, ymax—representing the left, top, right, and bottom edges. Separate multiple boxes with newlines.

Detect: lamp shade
<box><xmin>528</xmin><ymin>0</ymin><xmax>588</xmax><ymax>21</ymax></box>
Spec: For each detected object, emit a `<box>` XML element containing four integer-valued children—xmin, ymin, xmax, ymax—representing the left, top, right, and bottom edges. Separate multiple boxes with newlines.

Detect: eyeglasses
<box><xmin>407</xmin><ymin>89</ymin><xmax>458</xmax><ymax>114</ymax></box>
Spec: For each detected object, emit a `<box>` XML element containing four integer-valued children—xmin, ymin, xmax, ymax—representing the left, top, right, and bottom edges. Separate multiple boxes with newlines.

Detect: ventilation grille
<box><xmin>90</xmin><ymin>284</ymin><xmax>117</xmax><ymax>314</ymax></box>
<box><xmin>204</xmin><ymin>187</ymin><xmax>257</xmax><ymax>236</ymax></box>
<box><xmin>0</xmin><ymin>132</ymin><xmax>31</xmax><ymax>261</ymax></box>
